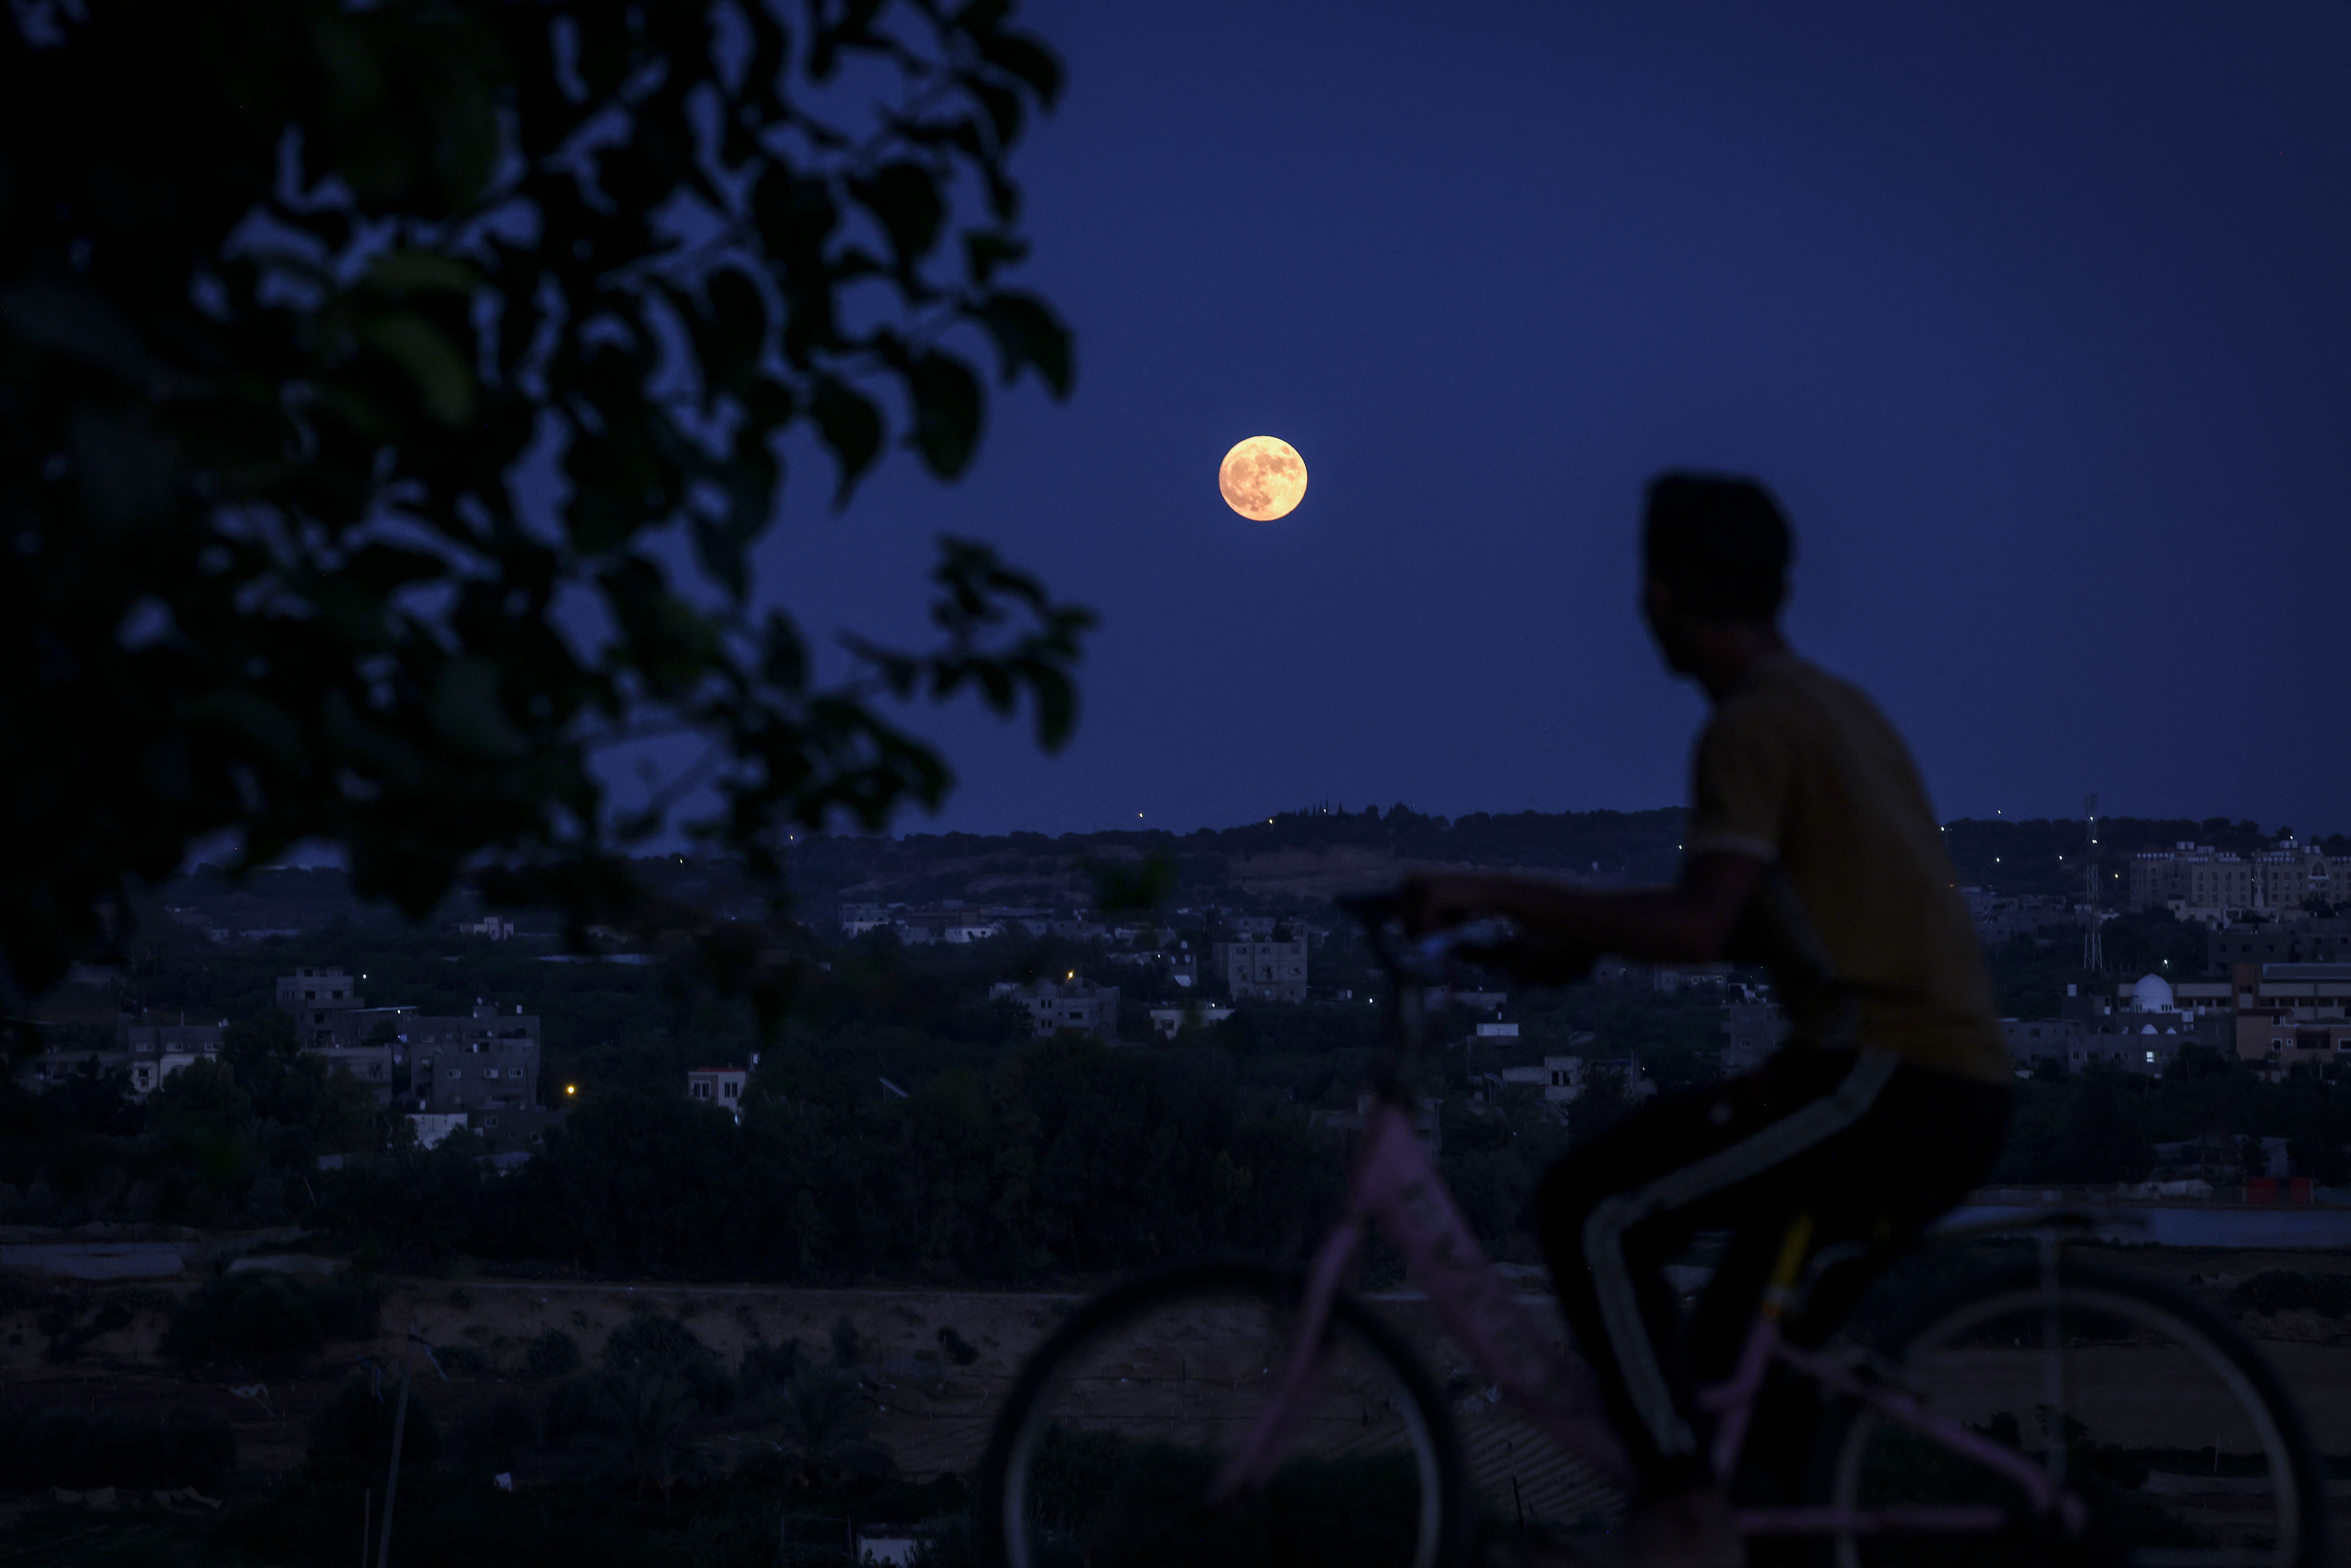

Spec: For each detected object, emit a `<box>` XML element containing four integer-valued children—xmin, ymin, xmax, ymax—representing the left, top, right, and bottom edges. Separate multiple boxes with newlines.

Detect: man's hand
<box><xmin>1397</xmin><ymin>853</ymin><xmax>1770</xmax><ymax>965</ymax></box>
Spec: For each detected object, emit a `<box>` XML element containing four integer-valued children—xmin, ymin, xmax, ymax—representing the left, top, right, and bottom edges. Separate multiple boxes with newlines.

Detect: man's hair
<box><xmin>1641</xmin><ymin>472</ymin><xmax>1792</xmax><ymax>621</ymax></box>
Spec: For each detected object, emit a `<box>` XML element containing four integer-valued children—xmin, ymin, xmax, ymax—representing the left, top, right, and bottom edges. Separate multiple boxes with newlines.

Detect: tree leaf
<box><xmin>811</xmin><ymin>378</ymin><xmax>883</xmax><ymax>503</ymax></box>
<box><xmin>703</xmin><ymin>266</ymin><xmax>767</xmax><ymax>391</ymax></box>
<box><xmin>972</xmin><ymin>290</ymin><xmax>1072</xmax><ymax>396</ymax></box>
<box><xmin>905</xmin><ymin>351</ymin><xmax>981</xmax><ymax>478</ymax></box>
<box><xmin>427</xmin><ymin>657</ymin><xmax>525</xmax><ymax>760</ymax></box>
<box><xmin>850</xmin><ymin>162</ymin><xmax>945</xmax><ymax>266</ymax></box>
<box><xmin>967</xmin><ymin>22</ymin><xmax>1063</xmax><ymax>110</ymax></box>
<box><xmin>749</xmin><ymin>165</ymin><xmax>839</xmax><ymax>266</ymax></box>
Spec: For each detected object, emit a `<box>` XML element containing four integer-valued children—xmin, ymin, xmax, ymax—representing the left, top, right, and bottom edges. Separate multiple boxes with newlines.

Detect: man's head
<box><xmin>1640</xmin><ymin>472</ymin><xmax>1792</xmax><ymax>677</ymax></box>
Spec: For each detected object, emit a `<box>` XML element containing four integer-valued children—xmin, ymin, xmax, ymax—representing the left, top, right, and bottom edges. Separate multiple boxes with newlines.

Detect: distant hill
<box><xmin>1942</xmin><ymin>816</ymin><xmax>2351</xmax><ymax>902</ymax></box>
<box><xmin>778</xmin><ymin>804</ymin><xmax>1690</xmax><ymax>915</ymax></box>
<box><xmin>135</xmin><ymin>808</ymin><xmax>2341</xmax><ymax>933</ymax></box>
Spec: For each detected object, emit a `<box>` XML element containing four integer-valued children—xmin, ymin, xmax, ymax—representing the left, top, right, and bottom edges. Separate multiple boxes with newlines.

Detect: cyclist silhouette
<box><xmin>1405</xmin><ymin>474</ymin><xmax>2010</xmax><ymax>1568</ymax></box>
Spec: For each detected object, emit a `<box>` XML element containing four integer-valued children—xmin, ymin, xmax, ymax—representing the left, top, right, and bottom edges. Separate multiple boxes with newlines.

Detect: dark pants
<box><xmin>1536</xmin><ymin>1048</ymin><xmax>2009</xmax><ymax>1495</ymax></box>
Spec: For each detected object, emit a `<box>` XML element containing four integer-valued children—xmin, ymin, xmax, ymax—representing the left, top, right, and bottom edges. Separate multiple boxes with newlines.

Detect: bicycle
<box><xmin>974</xmin><ymin>895</ymin><xmax>2328</xmax><ymax>1567</ymax></box>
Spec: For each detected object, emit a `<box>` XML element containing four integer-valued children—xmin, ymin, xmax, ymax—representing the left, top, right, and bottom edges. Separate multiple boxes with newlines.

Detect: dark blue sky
<box><xmin>756</xmin><ymin>2</ymin><xmax>2350</xmax><ymax>841</ymax></box>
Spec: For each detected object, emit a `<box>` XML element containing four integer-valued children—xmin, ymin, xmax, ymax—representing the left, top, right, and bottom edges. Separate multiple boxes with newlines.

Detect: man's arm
<box><xmin>1404</xmin><ymin>852</ymin><xmax>1769</xmax><ymax>966</ymax></box>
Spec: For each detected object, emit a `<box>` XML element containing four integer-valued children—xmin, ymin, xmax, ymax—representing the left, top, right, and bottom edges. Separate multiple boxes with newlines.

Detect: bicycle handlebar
<box><xmin>1338</xmin><ymin>890</ymin><xmax>1515</xmax><ymax>980</ymax></box>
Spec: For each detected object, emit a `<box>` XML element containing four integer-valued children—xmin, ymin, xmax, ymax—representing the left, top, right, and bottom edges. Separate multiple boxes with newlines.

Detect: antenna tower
<box><xmin>2082</xmin><ymin>793</ymin><xmax>2105</xmax><ymax>974</ymax></box>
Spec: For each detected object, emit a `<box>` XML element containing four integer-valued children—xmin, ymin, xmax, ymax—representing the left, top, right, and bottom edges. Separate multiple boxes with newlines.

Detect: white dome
<box><xmin>2130</xmin><ymin>973</ymin><xmax>2175</xmax><ymax>1013</ymax></box>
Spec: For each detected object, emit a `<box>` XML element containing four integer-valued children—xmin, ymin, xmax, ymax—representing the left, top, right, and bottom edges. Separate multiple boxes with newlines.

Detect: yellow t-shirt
<box><xmin>1685</xmin><ymin>655</ymin><xmax>2009</xmax><ymax>1084</ymax></box>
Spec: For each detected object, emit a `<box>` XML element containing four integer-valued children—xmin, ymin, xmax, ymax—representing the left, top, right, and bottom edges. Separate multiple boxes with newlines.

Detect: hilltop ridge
<box><xmin>135</xmin><ymin>807</ymin><xmax>2344</xmax><ymax>935</ymax></box>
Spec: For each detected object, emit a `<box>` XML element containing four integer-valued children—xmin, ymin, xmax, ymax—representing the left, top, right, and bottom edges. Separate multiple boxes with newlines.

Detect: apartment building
<box><xmin>406</xmin><ymin>1000</ymin><xmax>543</xmax><ymax>1113</ymax></box>
<box><xmin>2129</xmin><ymin>842</ymin><xmax>2340</xmax><ymax>920</ymax></box>
<box><xmin>990</xmin><ymin>977</ymin><xmax>1121</xmax><ymax>1040</ymax></box>
<box><xmin>1212</xmin><ymin>935</ymin><xmax>1308</xmax><ymax>1002</ymax></box>
<box><xmin>2232</xmin><ymin>962</ymin><xmax>2351</xmax><ymax>1074</ymax></box>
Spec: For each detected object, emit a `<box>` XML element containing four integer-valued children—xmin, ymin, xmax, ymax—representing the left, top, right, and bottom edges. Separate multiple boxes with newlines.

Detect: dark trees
<box><xmin>0</xmin><ymin>0</ymin><xmax>1087</xmax><ymax>1003</ymax></box>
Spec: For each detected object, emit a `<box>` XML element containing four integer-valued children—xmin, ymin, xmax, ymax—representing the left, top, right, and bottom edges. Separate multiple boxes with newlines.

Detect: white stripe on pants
<box><xmin>1580</xmin><ymin>1050</ymin><xmax>1899</xmax><ymax>1457</ymax></box>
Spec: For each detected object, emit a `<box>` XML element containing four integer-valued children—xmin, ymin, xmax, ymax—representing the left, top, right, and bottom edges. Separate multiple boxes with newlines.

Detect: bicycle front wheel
<box><xmin>1809</xmin><ymin>1256</ymin><xmax>2328</xmax><ymax>1568</ymax></box>
<box><xmin>974</xmin><ymin>1262</ymin><xmax>1473</xmax><ymax>1568</ymax></box>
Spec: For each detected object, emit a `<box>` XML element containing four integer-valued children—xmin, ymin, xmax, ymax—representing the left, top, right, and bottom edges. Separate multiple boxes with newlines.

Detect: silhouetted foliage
<box><xmin>0</xmin><ymin>1403</ymin><xmax>235</xmax><ymax>1492</ymax></box>
<box><xmin>160</xmin><ymin>1270</ymin><xmax>382</xmax><ymax>1364</ymax></box>
<box><xmin>760</xmin><ymin>1365</ymin><xmax>893</xmax><ymax>1492</ymax></box>
<box><xmin>524</xmin><ymin>1327</ymin><xmax>583</xmax><ymax>1379</ymax></box>
<box><xmin>304</xmin><ymin>1373</ymin><xmax>440</xmax><ymax>1482</ymax></box>
<box><xmin>739</xmin><ymin>1339</ymin><xmax>808</xmax><ymax>1402</ymax></box>
<box><xmin>2051</xmin><ymin>1071</ymin><xmax>2157</xmax><ymax>1183</ymax></box>
<box><xmin>451</xmin><ymin>1394</ymin><xmax>538</xmax><ymax>1475</ymax></box>
<box><xmin>0</xmin><ymin>0</ymin><xmax>1087</xmax><ymax>1006</ymax></box>
<box><xmin>603</xmin><ymin>1310</ymin><xmax>733</xmax><ymax>1413</ymax></box>
<box><xmin>580</xmin><ymin>1370</ymin><xmax>716</xmax><ymax>1504</ymax></box>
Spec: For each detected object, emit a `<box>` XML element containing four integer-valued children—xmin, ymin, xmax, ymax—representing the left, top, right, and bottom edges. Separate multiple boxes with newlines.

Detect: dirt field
<box><xmin>7</xmin><ymin>1245</ymin><xmax>2351</xmax><ymax>1556</ymax></box>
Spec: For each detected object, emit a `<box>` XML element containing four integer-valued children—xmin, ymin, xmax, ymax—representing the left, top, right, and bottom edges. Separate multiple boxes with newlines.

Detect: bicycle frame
<box><xmin>1216</xmin><ymin>904</ymin><xmax>2092</xmax><ymax>1543</ymax></box>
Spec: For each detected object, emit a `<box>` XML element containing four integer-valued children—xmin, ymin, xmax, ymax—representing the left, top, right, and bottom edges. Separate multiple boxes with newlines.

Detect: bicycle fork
<box><xmin>1210</xmin><ymin>1216</ymin><xmax>1365</xmax><ymax>1502</ymax></box>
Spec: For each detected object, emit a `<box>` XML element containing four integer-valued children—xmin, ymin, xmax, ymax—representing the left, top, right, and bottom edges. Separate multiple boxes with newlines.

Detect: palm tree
<box><xmin>763</xmin><ymin>1366</ymin><xmax>893</xmax><ymax>1491</ymax></box>
<box><xmin>584</xmin><ymin>1370</ymin><xmax>713</xmax><ymax>1508</ymax></box>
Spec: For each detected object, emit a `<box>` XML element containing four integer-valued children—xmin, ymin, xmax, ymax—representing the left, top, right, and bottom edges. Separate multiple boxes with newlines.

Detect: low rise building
<box><xmin>120</xmin><ymin>1013</ymin><xmax>228</xmax><ymax>1096</ymax></box>
<box><xmin>2231</xmin><ymin>962</ymin><xmax>2351</xmax><ymax>1075</ymax></box>
<box><xmin>409</xmin><ymin>1112</ymin><xmax>470</xmax><ymax>1149</ymax></box>
<box><xmin>2208</xmin><ymin>920</ymin><xmax>2351</xmax><ymax>969</ymax></box>
<box><xmin>2005</xmin><ymin>1019</ymin><xmax>2198</xmax><ymax>1077</ymax></box>
<box><xmin>273</xmin><ymin>967</ymin><xmax>411</xmax><ymax>1097</ymax></box>
<box><xmin>1960</xmin><ymin>890</ymin><xmax>2076</xmax><ymax>946</ymax></box>
<box><xmin>2005</xmin><ymin>965</ymin><xmax>2349</xmax><ymax>1079</ymax></box>
<box><xmin>1720</xmin><ymin>1002</ymin><xmax>1787</xmax><ymax>1075</ymax></box>
<box><xmin>991</xmin><ymin>978</ymin><xmax>1121</xmax><ymax>1040</ymax></box>
<box><xmin>687</xmin><ymin>1066</ymin><xmax>748</xmax><ymax>1119</ymax></box>
<box><xmin>17</xmin><ymin>1009</ymin><xmax>228</xmax><ymax>1099</ymax></box>
<box><xmin>277</xmin><ymin>964</ymin><xmax>362</xmax><ymax>1020</ymax></box>
<box><xmin>2131</xmin><ymin>840</ymin><xmax>2341</xmax><ymax>919</ymax></box>
<box><xmin>869</xmin><ymin>906</ymin><xmax>1018</xmax><ymax>944</ymax></box>
<box><xmin>406</xmin><ymin>1000</ymin><xmax>542</xmax><ymax>1113</ymax></box>
<box><xmin>839</xmin><ymin>902</ymin><xmax>892</xmax><ymax>936</ymax></box>
<box><xmin>1103</xmin><ymin>944</ymin><xmax>1200</xmax><ymax>988</ymax></box>
<box><xmin>1498</xmin><ymin>1055</ymin><xmax>1587</xmax><ymax>1104</ymax></box>
<box><xmin>1212</xmin><ymin>935</ymin><xmax>1308</xmax><ymax>1002</ymax></box>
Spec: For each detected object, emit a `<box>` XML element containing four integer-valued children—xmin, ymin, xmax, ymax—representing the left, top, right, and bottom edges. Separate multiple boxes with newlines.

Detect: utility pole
<box><xmin>374</xmin><ymin>1327</ymin><xmax>446</xmax><ymax>1568</ymax></box>
<box><xmin>2082</xmin><ymin>794</ymin><xmax>2105</xmax><ymax>975</ymax></box>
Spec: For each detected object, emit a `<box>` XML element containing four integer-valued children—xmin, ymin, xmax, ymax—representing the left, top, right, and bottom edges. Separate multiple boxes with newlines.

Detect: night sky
<box><xmin>754</xmin><ymin>2</ymin><xmax>2351</xmax><ymax>842</ymax></box>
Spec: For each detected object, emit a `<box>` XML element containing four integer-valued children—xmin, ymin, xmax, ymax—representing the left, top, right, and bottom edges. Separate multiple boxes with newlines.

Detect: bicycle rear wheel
<box><xmin>1807</xmin><ymin>1257</ymin><xmax>2327</xmax><ymax>1567</ymax></box>
<box><xmin>974</xmin><ymin>1262</ymin><xmax>1473</xmax><ymax>1568</ymax></box>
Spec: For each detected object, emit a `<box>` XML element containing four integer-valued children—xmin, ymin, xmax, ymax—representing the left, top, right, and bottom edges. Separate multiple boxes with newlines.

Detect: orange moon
<box><xmin>1218</xmin><ymin>436</ymin><xmax>1308</xmax><ymax>520</ymax></box>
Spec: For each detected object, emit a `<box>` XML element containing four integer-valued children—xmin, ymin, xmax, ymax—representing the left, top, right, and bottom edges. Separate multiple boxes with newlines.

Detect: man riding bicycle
<box><xmin>1404</xmin><ymin>474</ymin><xmax>2010</xmax><ymax>1568</ymax></box>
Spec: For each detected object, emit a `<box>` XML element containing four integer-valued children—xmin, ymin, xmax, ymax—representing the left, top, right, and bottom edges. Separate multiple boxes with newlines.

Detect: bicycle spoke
<box><xmin>985</xmin><ymin>1268</ymin><xmax>1459</xmax><ymax>1568</ymax></box>
<box><xmin>1815</xmin><ymin>1263</ymin><xmax>2322</xmax><ymax>1568</ymax></box>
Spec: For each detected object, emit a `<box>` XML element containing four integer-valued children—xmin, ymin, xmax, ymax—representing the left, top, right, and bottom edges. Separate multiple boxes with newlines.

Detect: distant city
<box><xmin>18</xmin><ymin>809</ymin><xmax>2349</xmax><ymax>1167</ymax></box>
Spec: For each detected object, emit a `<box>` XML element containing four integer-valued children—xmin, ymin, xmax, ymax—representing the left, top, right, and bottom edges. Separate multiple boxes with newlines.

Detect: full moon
<box><xmin>1218</xmin><ymin>436</ymin><xmax>1308</xmax><ymax>520</ymax></box>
